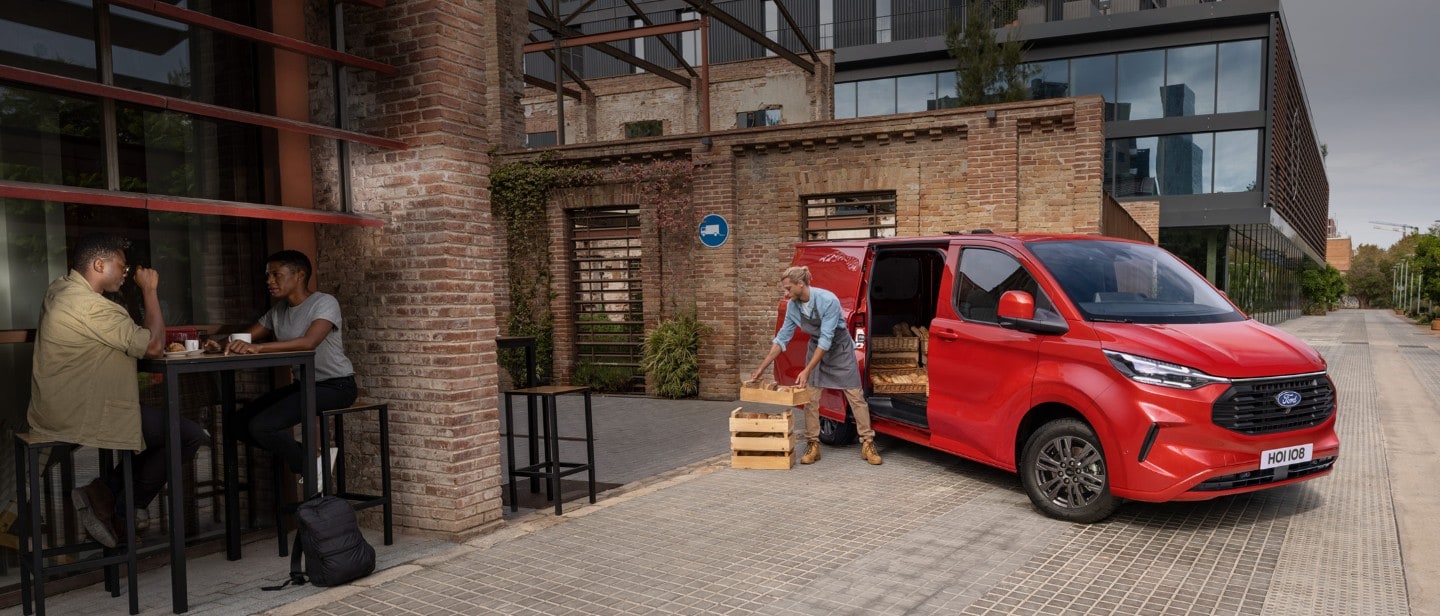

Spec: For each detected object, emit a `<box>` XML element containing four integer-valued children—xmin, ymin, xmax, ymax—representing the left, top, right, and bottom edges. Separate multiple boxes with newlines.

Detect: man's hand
<box><xmin>795</xmin><ymin>368</ymin><xmax>811</xmax><ymax>389</ymax></box>
<box><xmin>133</xmin><ymin>266</ymin><xmax>159</xmax><ymax>293</ymax></box>
<box><xmin>225</xmin><ymin>340</ymin><xmax>260</xmax><ymax>355</ymax></box>
<box><xmin>749</xmin><ymin>366</ymin><xmax>767</xmax><ymax>383</ymax></box>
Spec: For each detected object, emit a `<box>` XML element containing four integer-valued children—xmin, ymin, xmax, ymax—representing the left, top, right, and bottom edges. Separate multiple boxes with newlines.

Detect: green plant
<box><xmin>571</xmin><ymin>359</ymin><xmax>638</xmax><ymax>393</ymax></box>
<box><xmin>1298</xmin><ymin>261</ymin><xmax>1345</xmax><ymax>313</ymax></box>
<box><xmin>945</xmin><ymin>0</ymin><xmax>1033</xmax><ymax>107</ymax></box>
<box><xmin>641</xmin><ymin>311</ymin><xmax>710</xmax><ymax>399</ymax></box>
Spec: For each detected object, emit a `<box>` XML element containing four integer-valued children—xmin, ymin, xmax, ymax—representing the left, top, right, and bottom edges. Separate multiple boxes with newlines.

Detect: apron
<box><xmin>798</xmin><ymin>299</ymin><xmax>862</xmax><ymax>390</ymax></box>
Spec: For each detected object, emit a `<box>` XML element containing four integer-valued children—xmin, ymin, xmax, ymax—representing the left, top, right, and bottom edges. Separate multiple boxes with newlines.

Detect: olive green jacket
<box><xmin>28</xmin><ymin>270</ymin><xmax>151</xmax><ymax>451</ymax></box>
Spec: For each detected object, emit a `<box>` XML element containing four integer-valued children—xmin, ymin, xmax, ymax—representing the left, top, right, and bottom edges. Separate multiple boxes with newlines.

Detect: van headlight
<box><xmin>1104</xmin><ymin>350</ymin><xmax>1231</xmax><ymax>390</ymax></box>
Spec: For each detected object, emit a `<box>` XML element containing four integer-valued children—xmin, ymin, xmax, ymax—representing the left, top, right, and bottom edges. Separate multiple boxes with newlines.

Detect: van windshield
<box><xmin>1026</xmin><ymin>240</ymin><xmax>1244</xmax><ymax>324</ymax></box>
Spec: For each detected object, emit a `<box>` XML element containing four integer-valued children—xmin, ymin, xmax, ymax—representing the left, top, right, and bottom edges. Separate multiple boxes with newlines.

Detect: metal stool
<box><xmin>14</xmin><ymin>434</ymin><xmax>138</xmax><ymax>616</ymax></box>
<box><xmin>273</xmin><ymin>402</ymin><xmax>394</xmax><ymax>556</ymax></box>
<box><xmin>504</xmin><ymin>386</ymin><xmax>596</xmax><ymax>515</ymax></box>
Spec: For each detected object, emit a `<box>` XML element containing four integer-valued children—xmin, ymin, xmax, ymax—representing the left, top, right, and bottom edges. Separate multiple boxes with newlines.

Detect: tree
<box><xmin>945</xmin><ymin>0</ymin><xmax>1032</xmax><ymax>107</ymax></box>
<box><xmin>1298</xmin><ymin>261</ymin><xmax>1345</xmax><ymax>313</ymax></box>
<box><xmin>1345</xmin><ymin>244</ymin><xmax>1392</xmax><ymax>308</ymax></box>
<box><xmin>1410</xmin><ymin>234</ymin><xmax>1440</xmax><ymax>308</ymax></box>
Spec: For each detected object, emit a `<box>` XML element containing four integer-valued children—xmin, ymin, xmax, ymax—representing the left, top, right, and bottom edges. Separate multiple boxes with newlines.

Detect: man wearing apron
<box><xmin>751</xmin><ymin>266</ymin><xmax>882</xmax><ymax>465</ymax></box>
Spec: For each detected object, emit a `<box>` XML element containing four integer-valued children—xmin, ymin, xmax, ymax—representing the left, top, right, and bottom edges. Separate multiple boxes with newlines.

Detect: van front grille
<box><xmin>1211</xmin><ymin>374</ymin><xmax>1334</xmax><ymax>435</ymax></box>
<box><xmin>1189</xmin><ymin>456</ymin><xmax>1336</xmax><ymax>492</ymax></box>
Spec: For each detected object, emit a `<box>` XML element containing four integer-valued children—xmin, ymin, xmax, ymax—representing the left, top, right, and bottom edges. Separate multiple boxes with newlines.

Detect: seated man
<box><xmin>225</xmin><ymin>250</ymin><xmax>357</xmax><ymax>490</ymax></box>
<box><xmin>28</xmin><ymin>233</ymin><xmax>208</xmax><ymax>547</ymax></box>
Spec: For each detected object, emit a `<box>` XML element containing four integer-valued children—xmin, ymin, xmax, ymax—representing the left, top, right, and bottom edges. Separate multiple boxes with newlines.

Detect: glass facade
<box><xmin>835</xmin><ymin>70</ymin><xmax>958</xmax><ymax>119</ymax></box>
<box><xmin>1159</xmin><ymin>225</ymin><xmax>1304</xmax><ymax>325</ymax></box>
<box><xmin>1107</xmin><ymin>130</ymin><xmax>1259</xmax><ymax>197</ymax></box>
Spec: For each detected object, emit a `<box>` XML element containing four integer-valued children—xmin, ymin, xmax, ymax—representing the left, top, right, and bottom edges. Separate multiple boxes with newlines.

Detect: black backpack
<box><xmin>264</xmin><ymin>495</ymin><xmax>376</xmax><ymax>589</ymax></box>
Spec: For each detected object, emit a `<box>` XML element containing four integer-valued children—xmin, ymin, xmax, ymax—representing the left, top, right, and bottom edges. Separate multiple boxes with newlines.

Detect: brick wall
<box><xmin>310</xmin><ymin>0</ymin><xmax>514</xmax><ymax>541</ymax></box>
<box><xmin>503</xmin><ymin>97</ymin><xmax>1107</xmax><ymax>400</ymax></box>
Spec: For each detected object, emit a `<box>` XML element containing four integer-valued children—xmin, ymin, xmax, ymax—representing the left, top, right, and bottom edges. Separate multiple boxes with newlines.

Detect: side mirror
<box><xmin>998</xmin><ymin>290</ymin><xmax>1035</xmax><ymax>320</ymax></box>
<box><xmin>997</xmin><ymin>290</ymin><xmax>1069</xmax><ymax>335</ymax></box>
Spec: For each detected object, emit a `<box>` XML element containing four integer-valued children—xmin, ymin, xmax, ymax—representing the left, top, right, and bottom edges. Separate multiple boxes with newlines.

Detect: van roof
<box><xmin>795</xmin><ymin>233</ymin><xmax>1148</xmax><ymax>248</ymax></box>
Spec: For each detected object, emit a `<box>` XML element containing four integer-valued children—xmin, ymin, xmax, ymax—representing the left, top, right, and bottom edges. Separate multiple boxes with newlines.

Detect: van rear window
<box><xmin>1026</xmin><ymin>240</ymin><xmax>1244</xmax><ymax>324</ymax></box>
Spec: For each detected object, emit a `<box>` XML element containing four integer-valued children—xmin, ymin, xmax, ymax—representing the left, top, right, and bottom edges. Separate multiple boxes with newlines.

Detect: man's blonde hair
<box><xmin>781</xmin><ymin>266</ymin><xmax>811</xmax><ymax>285</ymax></box>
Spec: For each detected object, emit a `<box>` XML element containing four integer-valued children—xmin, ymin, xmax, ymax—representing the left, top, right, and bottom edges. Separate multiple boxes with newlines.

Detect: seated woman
<box><xmin>225</xmin><ymin>250</ymin><xmax>356</xmax><ymax>490</ymax></box>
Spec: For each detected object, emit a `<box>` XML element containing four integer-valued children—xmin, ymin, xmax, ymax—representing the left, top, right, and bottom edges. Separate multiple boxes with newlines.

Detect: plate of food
<box><xmin>163</xmin><ymin>342</ymin><xmax>204</xmax><ymax>357</ymax></box>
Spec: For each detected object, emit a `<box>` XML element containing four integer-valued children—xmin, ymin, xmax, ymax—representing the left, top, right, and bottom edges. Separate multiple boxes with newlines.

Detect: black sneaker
<box><xmin>72</xmin><ymin>482</ymin><xmax>118</xmax><ymax>548</ymax></box>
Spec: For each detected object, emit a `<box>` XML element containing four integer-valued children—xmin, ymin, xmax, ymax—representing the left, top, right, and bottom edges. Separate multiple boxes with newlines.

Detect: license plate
<box><xmin>1259</xmin><ymin>443</ymin><xmax>1313</xmax><ymax>470</ymax></box>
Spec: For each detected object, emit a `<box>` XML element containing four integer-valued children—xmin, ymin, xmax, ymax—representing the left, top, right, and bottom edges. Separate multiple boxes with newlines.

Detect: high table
<box><xmin>137</xmin><ymin>350</ymin><xmax>318</xmax><ymax>614</ymax></box>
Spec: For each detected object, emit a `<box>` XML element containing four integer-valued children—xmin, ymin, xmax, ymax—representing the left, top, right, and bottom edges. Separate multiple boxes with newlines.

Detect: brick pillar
<box><xmin>320</xmin><ymin>0</ymin><xmax>505</xmax><ymax>540</ymax></box>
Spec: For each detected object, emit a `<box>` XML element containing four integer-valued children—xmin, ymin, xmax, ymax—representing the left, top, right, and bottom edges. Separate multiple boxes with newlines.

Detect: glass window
<box><xmin>1070</xmin><ymin>55</ymin><xmax>1115</xmax><ymax>120</ymax></box>
<box><xmin>526</xmin><ymin>131</ymin><xmax>557</xmax><ymax>147</ymax></box>
<box><xmin>1027</xmin><ymin>59</ymin><xmax>1069</xmax><ymax>100</ymax></box>
<box><xmin>803</xmin><ymin>192</ymin><xmax>896</xmax><ymax>240</ymax></box>
<box><xmin>1116</xmin><ymin>50</ymin><xmax>1163</xmax><ymax>120</ymax></box>
<box><xmin>0</xmin><ymin>0</ymin><xmax>97</xmax><ymax>80</ymax></box>
<box><xmin>857</xmin><ymin>78</ymin><xmax>896</xmax><ymax>117</ymax></box>
<box><xmin>1217</xmin><ymin>39</ymin><xmax>1264</xmax><ymax>113</ymax></box>
<box><xmin>1164</xmin><ymin>44</ymin><xmax>1216</xmax><ymax>116</ymax></box>
<box><xmin>0</xmin><ymin>85</ymin><xmax>106</xmax><ymax>188</ymax></box>
<box><xmin>876</xmin><ymin>0</ymin><xmax>892</xmax><ymax>44</ymax></box>
<box><xmin>835</xmin><ymin>82</ymin><xmax>856</xmax><ymax>119</ymax></box>
<box><xmin>737</xmin><ymin>109</ymin><xmax>782</xmax><ymax>128</ymax></box>
<box><xmin>1159</xmin><ymin>133</ymin><xmax>1213</xmax><ymax>195</ymax></box>
<box><xmin>1111</xmin><ymin>136</ymin><xmax>1159</xmax><ymax>197</ymax></box>
<box><xmin>896</xmin><ymin>74</ymin><xmax>936</xmax><ymax>113</ymax></box>
<box><xmin>1027</xmin><ymin>240</ymin><xmax>1242</xmax><ymax>324</ymax></box>
<box><xmin>934</xmin><ymin>71</ymin><xmax>959</xmax><ymax>109</ymax></box>
<box><xmin>1213</xmin><ymin>130</ymin><xmax>1260</xmax><ymax>193</ymax></box>
<box><xmin>624</xmin><ymin>120</ymin><xmax>663</xmax><ymax>138</ymax></box>
<box><xmin>109</xmin><ymin>6</ymin><xmax>262</xmax><ymax>111</ymax></box>
<box><xmin>113</xmin><ymin>104</ymin><xmax>265</xmax><ymax>202</ymax></box>
<box><xmin>955</xmin><ymin>248</ymin><xmax>1056</xmax><ymax>325</ymax></box>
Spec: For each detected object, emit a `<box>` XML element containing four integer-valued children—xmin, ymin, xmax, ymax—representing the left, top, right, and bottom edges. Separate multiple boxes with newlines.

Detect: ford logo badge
<box><xmin>1276</xmin><ymin>390</ymin><xmax>1302</xmax><ymax>409</ymax></box>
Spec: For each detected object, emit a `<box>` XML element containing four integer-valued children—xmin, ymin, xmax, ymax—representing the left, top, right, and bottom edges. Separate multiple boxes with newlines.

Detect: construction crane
<box><xmin>1370</xmin><ymin>220</ymin><xmax>1420</xmax><ymax>236</ymax></box>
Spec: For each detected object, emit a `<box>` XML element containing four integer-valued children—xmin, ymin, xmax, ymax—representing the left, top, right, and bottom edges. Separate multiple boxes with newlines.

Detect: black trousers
<box><xmin>226</xmin><ymin>376</ymin><xmax>358</xmax><ymax>475</ymax></box>
<box><xmin>104</xmin><ymin>405</ymin><xmax>209</xmax><ymax>516</ymax></box>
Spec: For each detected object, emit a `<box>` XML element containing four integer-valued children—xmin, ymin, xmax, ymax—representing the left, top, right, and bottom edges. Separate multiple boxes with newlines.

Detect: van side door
<box><xmin>927</xmin><ymin>244</ymin><xmax>1054</xmax><ymax>468</ymax></box>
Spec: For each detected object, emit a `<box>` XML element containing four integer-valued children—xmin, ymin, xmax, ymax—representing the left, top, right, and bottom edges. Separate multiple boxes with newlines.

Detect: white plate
<box><xmin>163</xmin><ymin>350</ymin><xmax>204</xmax><ymax>357</ymax></box>
<box><xmin>1259</xmin><ymin>443</ymin><xmax>1313</xmax><ymax>470</ymax></box>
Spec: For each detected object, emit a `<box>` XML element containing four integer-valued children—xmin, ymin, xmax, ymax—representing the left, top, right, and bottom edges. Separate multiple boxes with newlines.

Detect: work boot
<box><xmin>800</xmin><ymin>441</ymin><xmax>821</xmax><ymax>464</ymax></box>
<box><xmin>73</xmin><ymin>479</ymin><xmax>118</xmax><ymax>548</ymax></box>
<box><xmin>861</xmin><ymin>440</ymin><xmax>882</xmax><ymax>465</ymax></box>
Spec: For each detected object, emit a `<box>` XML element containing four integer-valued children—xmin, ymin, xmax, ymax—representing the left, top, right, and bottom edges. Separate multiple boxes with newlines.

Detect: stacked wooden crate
<box><xmin>729</xmin><ymin>408</ymin><xmax>794</xmax><ymax>470</ymax></box>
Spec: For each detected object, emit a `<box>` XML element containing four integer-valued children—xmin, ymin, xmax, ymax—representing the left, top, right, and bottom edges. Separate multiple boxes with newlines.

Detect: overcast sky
<box><xmin>1281</xmin><ymin>0</ymin><xmax>1440</xmax><ymax>251</ymax></box>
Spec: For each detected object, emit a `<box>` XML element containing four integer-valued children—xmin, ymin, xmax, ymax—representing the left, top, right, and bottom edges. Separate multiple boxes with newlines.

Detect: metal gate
<box><xmin>569</xmin><ymin>206</ymin><xmax>645</xmax><ymax>393</ymax></box>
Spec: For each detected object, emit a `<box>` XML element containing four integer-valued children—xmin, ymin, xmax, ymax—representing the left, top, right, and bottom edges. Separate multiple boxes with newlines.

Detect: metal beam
<box><xmin>678</xmin><ymin>0</ymin><xmax>813</xmax><ymax>74</ymax></box>
<box><xmin>528</xmin><ymin>33</ymin><xmax>593</xmax><ymax>92</ymax></box>
<box><xmin>522</xmin><ymin>20</ymin><xmax>699</xmax><ymax>53</ymax></box>
<box><xmin>772</xmin><ymin>0</ymin><xmax>819</xmax><ymax>62</ymax></box>
<box><xmin>529</xmin><ymin>11</ymin><xmax>693</xmax><ymax>87</ymax></box>
<box><xmin>526</xmin><ymin>74</ymin><xmax>583</xmax><ymax>99</ymax></box>
<box><xmin>623</xmin><ymin>0</ymin><xmax>699</xmax><ymax>79</ymax></box>
<box><xmin>561</xmin><ymin>0</ymin><xmax>601</xmax><ymax>25</ymax></box>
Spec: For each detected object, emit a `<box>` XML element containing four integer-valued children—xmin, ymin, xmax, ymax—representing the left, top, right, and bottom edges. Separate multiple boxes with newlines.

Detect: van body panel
<box><xmin>1090</xmin><ymin>320</ymin><xmax>1326</xmax><ymax>379</ymax></box>
<box><xmin>771</xmin><ymin>233</ymin><xmax>1338</xmax><ymax>518</ymax></box>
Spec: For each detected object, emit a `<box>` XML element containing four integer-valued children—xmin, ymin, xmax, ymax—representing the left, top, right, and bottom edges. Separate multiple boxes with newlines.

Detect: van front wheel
<box><xmin>818</xmin><ymin>414</ymin><xmax>857</xmax><ymax>446</ymax></box>
<box><xmin>1020</xmin><ymin>419</ymin><xmax>1118</xmax><ymax>523</ymax></box>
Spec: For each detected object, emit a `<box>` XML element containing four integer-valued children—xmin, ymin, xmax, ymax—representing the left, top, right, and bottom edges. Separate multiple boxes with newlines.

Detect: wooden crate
<box><xmin>739</xmin><ymin>382</ymin><xmax>812</xmax><ymax>406</ymax></box>
<box><xmin>730</xmin><ymin>408</ymin><xmax>794</xmax><ymax>470</ymax></box>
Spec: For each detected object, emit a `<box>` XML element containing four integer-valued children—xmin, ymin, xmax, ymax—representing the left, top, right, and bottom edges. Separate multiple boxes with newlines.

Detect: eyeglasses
<box><xmin>104</xmin><ymin>258</ymin><xmax>131</xmax><ymax>276</ymax></box>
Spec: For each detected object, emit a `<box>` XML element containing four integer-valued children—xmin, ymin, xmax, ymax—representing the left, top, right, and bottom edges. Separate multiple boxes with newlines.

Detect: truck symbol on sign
<box><xmin>701</xmin><ymin>224</ymin><xmax>722</xmax><ymax>237</ymax></box>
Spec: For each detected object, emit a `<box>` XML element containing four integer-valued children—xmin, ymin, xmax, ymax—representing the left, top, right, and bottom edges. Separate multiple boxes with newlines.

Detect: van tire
<box><xmin>1019</xmin><ymin>419</ymin><xmax>1118</xmax><ymax>523</ymax></box>
<box><xmin>818</xmin><ymin>415</ymin><xmax>857</xmax><ymax>446</ymax></box>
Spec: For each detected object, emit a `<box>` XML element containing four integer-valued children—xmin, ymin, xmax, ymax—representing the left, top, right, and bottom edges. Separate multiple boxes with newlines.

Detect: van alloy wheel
<box><xmin>1020</xmin><ymin>419</ymin><xmax>1119</xmax><ymax>523</ymax></box>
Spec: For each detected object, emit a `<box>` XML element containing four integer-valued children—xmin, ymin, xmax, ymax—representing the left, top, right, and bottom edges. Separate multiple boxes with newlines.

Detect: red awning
<box><xmin>0</xmin><ymin>180</ymin><xmax>385</xmax><ymax>227</ymax></box>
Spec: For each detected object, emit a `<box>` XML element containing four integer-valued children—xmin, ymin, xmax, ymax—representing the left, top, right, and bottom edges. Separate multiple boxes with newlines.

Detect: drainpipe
<box><xmin>700</xmin><ymin>14</ymin><xmax>711</xmax><ymax>134</ymax></box>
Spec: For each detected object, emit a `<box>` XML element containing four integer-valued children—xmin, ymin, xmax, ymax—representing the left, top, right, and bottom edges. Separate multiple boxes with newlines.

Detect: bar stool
<box><xmin>14</xmin><ymin>434</ymin><xmax>138</xmax><ymax>616</ymax></box>
<box><xmin>503</xmin><ymin>386</ymin><xmax>596</xmax><ymax>515</ymax></box>
<box><xmin>272</xmin><ymin>402</ymin><xmax>394</xmax><ymax>556</ymax></box>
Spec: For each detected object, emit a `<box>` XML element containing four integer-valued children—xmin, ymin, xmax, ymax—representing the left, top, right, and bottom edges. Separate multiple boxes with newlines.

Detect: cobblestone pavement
<box><xmin>12</xmin><ymin>310</ymin><xmax>1429</xmax><ymax>615</ymax></box>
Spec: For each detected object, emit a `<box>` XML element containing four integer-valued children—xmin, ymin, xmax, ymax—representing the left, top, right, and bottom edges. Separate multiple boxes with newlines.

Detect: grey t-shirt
<box><xmin>259</xmin><ymin>292</ymin><xmax>354</xmax><ymax>381</ymax></box>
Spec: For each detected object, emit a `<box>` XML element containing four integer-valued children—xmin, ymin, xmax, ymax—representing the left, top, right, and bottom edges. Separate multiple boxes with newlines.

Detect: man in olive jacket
<box><xmin>28</xmin><ymin>234</ymin><xmax>207</xmax><ymax>547</ymax></box>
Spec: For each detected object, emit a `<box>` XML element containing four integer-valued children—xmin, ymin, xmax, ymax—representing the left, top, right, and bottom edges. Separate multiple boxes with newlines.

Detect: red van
<box><xmin>772</xmin><ymin>232</ymin><xmax>1338</xmax><ymax>522</ymax></box>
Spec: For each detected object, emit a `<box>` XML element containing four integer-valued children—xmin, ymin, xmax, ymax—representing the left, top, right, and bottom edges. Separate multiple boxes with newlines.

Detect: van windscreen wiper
<box><xmin>1089</xmin><ymin>317</ymin><xmax>1134</xmax><ymax>323</ymax></box>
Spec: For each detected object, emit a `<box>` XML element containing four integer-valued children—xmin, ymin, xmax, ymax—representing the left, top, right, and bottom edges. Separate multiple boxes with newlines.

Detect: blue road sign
<box><xmin>698</xmin><ymin>214</ymin><xmax>729</xmax><ymax>248</ymax></box>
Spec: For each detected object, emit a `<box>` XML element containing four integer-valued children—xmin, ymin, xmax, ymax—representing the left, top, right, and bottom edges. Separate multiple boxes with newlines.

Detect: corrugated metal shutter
<box><xmin>835</xmin><ymin>0</ymin><xmax>876</xmax><ymax>48</ymax></box>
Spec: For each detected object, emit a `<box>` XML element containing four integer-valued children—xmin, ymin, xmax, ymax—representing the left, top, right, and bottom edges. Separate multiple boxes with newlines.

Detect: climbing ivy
<box><xmin>491</xmin><ymin>156</ymin><xmax>597</xmax><ymax>386</ymax></box>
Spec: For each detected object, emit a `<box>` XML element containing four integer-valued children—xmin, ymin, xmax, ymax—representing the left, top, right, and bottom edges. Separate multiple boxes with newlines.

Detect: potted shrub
<box><xmin>641</xmin><ymin>311</ymin><xmax>710</xmax><ymax>399</ymax></box>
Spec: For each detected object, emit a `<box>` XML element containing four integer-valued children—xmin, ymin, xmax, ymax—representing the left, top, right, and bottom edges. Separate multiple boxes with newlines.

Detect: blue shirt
<box><xmin>773</xmin><ymin>287</ymin><xmax>844</xmax><ymax>352</ymax></box>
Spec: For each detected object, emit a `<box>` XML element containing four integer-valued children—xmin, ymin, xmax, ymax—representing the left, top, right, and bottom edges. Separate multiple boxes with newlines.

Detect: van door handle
<box><xmin>933</xmin><ymin>329</ymin><xmax>959</xmax><ymax>341</ymax></box>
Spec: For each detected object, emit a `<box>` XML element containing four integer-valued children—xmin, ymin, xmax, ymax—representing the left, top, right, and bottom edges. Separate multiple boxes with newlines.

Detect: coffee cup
<box><xmin>229</xmin><ymin>333</ymin><xmax>252</xmax><ymax>343</ymax></box>
<box><xmin>184</xmin><ymin>339</ymin><xmax>200</xmax><ymax>352</ymax></box>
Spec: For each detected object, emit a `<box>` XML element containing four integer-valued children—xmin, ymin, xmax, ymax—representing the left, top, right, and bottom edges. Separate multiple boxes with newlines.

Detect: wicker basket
<box><xmin>870</xmin><ymin>336</ymin><xmax>920</xmax><ymax>352</ymax></box>
<box><xmin>870</xmin><ymin>351</ymin><xmax>919</xmax><ymax>368</ymax></box>
<box><xmin>870</xmin><ymin>368</ymin><xmax>928</xmax><ymax>395</ymax></box>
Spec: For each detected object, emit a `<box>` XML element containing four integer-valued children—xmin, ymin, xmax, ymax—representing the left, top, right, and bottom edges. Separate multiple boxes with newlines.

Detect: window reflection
<box><xmin>1116</xmin><ymin>50</ymin><xmax>1163</xmax><ymax>120</ymax></box>
<box><xmin>1214</xmin><ymin>130</ymin><xmax>1259</xmax><ymax>192</ymax></box>
<box><xmin>1027</xmin><ymin>59</ymin><xmax>1069</xmax><ymax>100</ymax></box>
<box><xmin>109</xmin><ymin>6</ymin><xmax>261</xmax><ymax>111</ymax></box>
<box><xmin>1071</xmin><ymin>55</ymin><xmax>1116</xmax><ymax>120</ymax></box>
<box><xmin>0</xmin><ymin>85</ymin><xmax>106</xmax><ymax>188</ymax></box>
<box><xmin>835</xmin><ymin>82</ymin><xmax>856</xmax><ymax>119</ymax></box>
<box><xmin>896</xmin><ymin>73</ymin><xmax>936</xmax><ymax>113</ymax></box>
<box><xmin>1165</xmin><ymin>44</ymin><xmax>1215</xmax><ymax>116</ymax></box>
<box><xmin>1217</xmin><ymin>39</ymin><xmax>1263</xmax><ymax>113</ymax></box>
<box><xmin>114</xmin><ymin>104</ymin><xmax>264</xmax><ymax>202</ymax></box>
<box><xmin>935</xmin><ymin>71</ymin><xmax>959</xmax><ymax>109</ymax></box>
<box><xmin>0</xmin><ymin>0</ymin><xmax>98</xmax><ymax>80</ymax></box>
<box><xmin>1112</xmin><ymin>136</ymin><xmax>1159</xmax><ymax>197</ymax></box>
<box><xmin>857</xmin><ymin>78</ymin><xmax>896</xmax><ymax>117</ymax></box>
<box><xmin>1160</xmin><ymin>132</ymin><xmax>1213</xmax><ymax>195</ymax></box>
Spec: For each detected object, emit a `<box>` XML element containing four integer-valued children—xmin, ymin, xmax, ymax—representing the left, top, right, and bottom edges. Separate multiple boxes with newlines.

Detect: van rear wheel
<box><xmin>1020</xmin><ymin>419</ymin><xmax>1118</xmax><ymax>523</ymax></box>
<box><xmin>818</xmin><ymin>415</ymin><xmax>856</xmax><ymax>446</ymax></box>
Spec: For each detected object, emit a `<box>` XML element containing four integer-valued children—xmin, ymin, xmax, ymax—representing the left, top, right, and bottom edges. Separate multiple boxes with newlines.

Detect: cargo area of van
<box><xmin>863</xmin><ymin>247</ymin><xmax>946</xmax><ymax>430</ymax></box>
